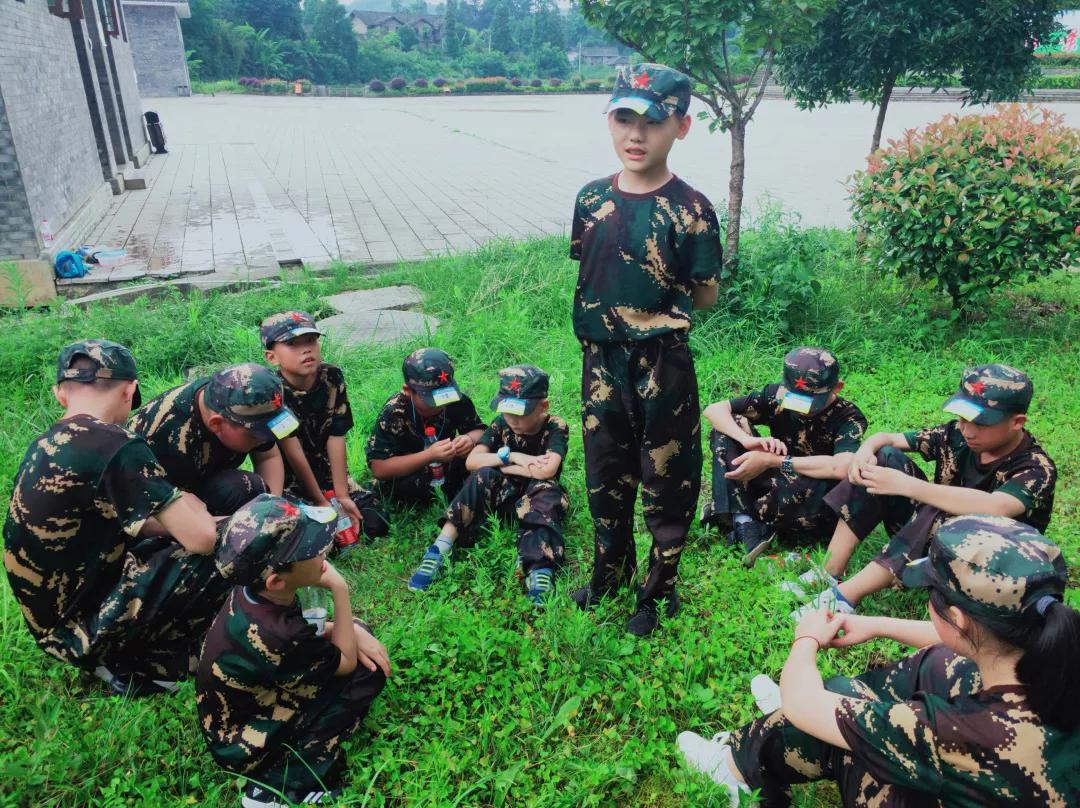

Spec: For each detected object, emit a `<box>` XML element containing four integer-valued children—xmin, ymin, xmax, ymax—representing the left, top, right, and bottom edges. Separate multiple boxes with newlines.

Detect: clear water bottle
<box><xmin>297</xmin><ymin>586</ymin><xmax>329</xmax><ymax>634</ymax></box>
<box><xmin>424</xmin><ymin>425</ymin><xmax>445</xmax><ymax>487</ymax></box>
<box><xmin>39</xmin><ymin>219</ymin><xmax>54</xmax><ymax>245</ymax></box>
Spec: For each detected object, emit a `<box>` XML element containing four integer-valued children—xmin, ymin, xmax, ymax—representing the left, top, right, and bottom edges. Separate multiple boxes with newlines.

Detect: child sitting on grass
<box><xmin>407</xmin><ymin>365</ymin><xmax>569</xmax><ymax>605</ymax></box>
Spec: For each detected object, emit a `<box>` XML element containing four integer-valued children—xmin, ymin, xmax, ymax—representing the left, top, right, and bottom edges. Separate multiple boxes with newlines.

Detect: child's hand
<box><xmin>317</xmin><ymin>560</ymin><xmax>348</xmax><ymax>593</ymax></box>
<box><xmin>725</xmin><ymin>451</ymin><xmax>776</xmax><ymax>482</ymax></box>
<box><xmin>426</xmin><ymin>439</ymin><xmax>456</xmax><ymax>463</ymax></box>
<box><xmin>794</xmin><ymin>607</ymin><xmax>844</xmax><ymax>649</ymax></box>
<box><xmin>742</xmin><ymin>436</ymin><xmax>787</xmax><ymax>455</ymax></box>
<box><xmin>337</xmin><ymin>495</ymin><xmax>363</xmax><ymax>530</ymax></box>
<box><xmin>354</xmin><ymin>624</ymin><xmax>391</xmax><ymax>677</ymax></box>
<box><xmin>827</xmin><ymin>614</ymin><xmax>877</xmax><ymax>648</ymax></box>
<box><xmin>450</xmin><ymin>435</ymin><xmax>475</xmax><ymax>457</ymax></box>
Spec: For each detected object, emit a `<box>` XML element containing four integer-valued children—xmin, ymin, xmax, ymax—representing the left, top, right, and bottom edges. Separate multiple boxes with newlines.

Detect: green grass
<box><xmin>1</xmin><ymin>234</ymin><xmax>1077</xmax><ymax>807</ymax></box>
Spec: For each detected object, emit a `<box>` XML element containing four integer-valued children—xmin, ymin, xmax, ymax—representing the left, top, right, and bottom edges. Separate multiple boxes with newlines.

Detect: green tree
<box><xmin>444</xmin><ymin>0</ymin><xmax>463</xmax><ymax>57</ymax></box>
<box><xmin>534</xmin><ymin>42</ymin><xmax>569</xmax><ymax>77</ymax></box>
<box><xmin>305</xmin><ymin>0</ymin><xmax>359</xmax><ymax>77</ymax></box>
<box><xmin>397</xmin><ymin>23</ymin><xmax>420</xmax><ymax>50</ymax></box>
<box><xmin>530</xmin><ymin>0</ymin><xmax>563</xmax><ymax>50</ymax></box>
<box><xmin>777</xmin><ymin>0</ymin><xmax>1063</xmax><ymax>154</ymax></box>
<box><xmin>223</xmin><ymin>0</ymin><xmax>302</xmax><ymax>40</ymax></box>
<box><xmin>579</xmin><ymin>0</ymin><xmax>830</xmax><ymax>268</ymax></box>
<box><xmin>491</xmin><ymin>0</ymin><xmax>515</xmax><ymax>54</ymax></box>
<box><xmin>236</xmin><ymin>25</ymin><xmax>287</xmax><ymax>76</ymax></box>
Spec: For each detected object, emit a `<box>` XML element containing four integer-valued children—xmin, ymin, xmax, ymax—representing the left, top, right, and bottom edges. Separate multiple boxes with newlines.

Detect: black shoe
<box><xmin>570</xmin><ymin>585</ymin><xmax>607</xmax><ymax>611</ymax></box>
<box><xmin>734</xmin><ymin>521</ymin><xmax>774</xmax><ymax>568</ymax></box>
<box><xmin>699</xmin><ymin>504</ymin><xmax>733</xmax><ymax>536</ymax></box>
<box><xmin>107</xmin><ymin>672</ymin><xmax>179</xmax><ymax>698</ymax></box>
<box><xmin>626</xmin><ymin>590</ymin><xmax>681</xmax><ymax>637</ymax></box>
<box><xmin>242</xmin><ymin>783</ymin><xmax>344</xmax><ymax>807</ymax></box>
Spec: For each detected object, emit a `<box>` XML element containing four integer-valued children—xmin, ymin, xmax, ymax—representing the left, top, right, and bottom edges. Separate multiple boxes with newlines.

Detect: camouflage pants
<box><xmin>702</xmin><ymin>422</ymin><xmax>840</xmax><ymax>542</ymax></box>
<box><xmin>355</xmin><ymin>460</ymin><xmax>470</xmax><ymax>539</ymax></box>
<box><xmin>196</xmin><ymin>468</ymin><xmax>267</xmax><ymax>517</ymax></box>
<box><xmin>442</xmin><ymin>466</ymin><xmax>567</xmax><ymax>574</ymax></box>
<box><xmin>823</xmin><ymin>446</ymin><xmax>935</xmax><ymax>577</ymax></box>
<box><xmin>581</xmin><ymin>334</ymin><xmax>701</xmax><ymax>603</ymax></box>
<box><xmin>249</xmin><ymin>662</ymin><xmax>387</xmax><ymax>793</ymax></box>
<box><xmin>88</xmin><ymin>534</ymin><xmax>231</xmax><ymax>680</ymax></box>
<box><xmin>730</xmin><ymin>645</ymin><xmax>979</xmax><ymax>806</ymax></box>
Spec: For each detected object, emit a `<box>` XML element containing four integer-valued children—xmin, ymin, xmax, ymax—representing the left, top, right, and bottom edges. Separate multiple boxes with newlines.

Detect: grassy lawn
<box><xmin>1</xmin><ymin>232</ymin><xmax>1077</xmax><ymax>807</ymax></box>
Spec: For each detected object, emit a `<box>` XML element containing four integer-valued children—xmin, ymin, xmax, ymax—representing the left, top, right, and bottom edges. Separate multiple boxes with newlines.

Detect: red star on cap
<box><xmin>632</xmin><ymin>71</ymin><xmax>652</xmax><ymax>89</ymax></box>
<box><xmin>280</xmin><ymin>502</ymin><xmax>299</xmax><ymax>517</ymax></box>
<box><xmin>271</xmin><ymin>392</ymin><xmax>282</xmax><ymax>408</ymax></box>
<box><xmin>508</xmin><ymin>379</ymin><xmax>522</xmax><ymax>392</ymax></box>
<box><xmin>969</xmin><ymin>381</ymin><xmax>986</xmax><ymax>395</ymax></box>
<box><xmin>437</xmin><ymin>370</ymin><xmax>449</xmax><ymax>383</ymax></box>
<box><xmin>794</xmin><ymin>377</ymin><xmax>809</xmax><ymax>390</ymax></box>
<box><xmin>290</xmin><ymin>312</ymin><xmax>304</xmax><ymax>321</ymax></box>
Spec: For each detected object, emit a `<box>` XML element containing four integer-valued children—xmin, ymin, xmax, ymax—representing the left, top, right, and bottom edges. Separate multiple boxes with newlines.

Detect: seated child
<box><xmin>197</xmin><ymin>494</ymin><xmax>390</xmax><ymax>808</ymax></box>
<box><xmin>406</xmin><ymin>365</ymin><xmax>569</xmax><ymax>604</ymax></box>
<box><xmin>261</xmin><ymin>311</ymin><xmax>388</xmax><ymax>547</ymax></box>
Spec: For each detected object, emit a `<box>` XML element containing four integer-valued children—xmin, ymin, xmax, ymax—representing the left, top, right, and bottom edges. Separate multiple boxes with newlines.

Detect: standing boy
<box><xmin>130</xmin><ymin>363</ymin><xmax>297</xmax><ymax>516</ymax></box>
<box><xmin>261</xmin><ymin>311</ymin><xmax>388</xmax><ymax>545</ymax></box>
<box><xmin>569</xmin><ymin>64</ymin><xmax>724</xmax><ymax>636</ymax></box>
<box><xmin>198</xmin><ymin>494</ymin><xmax>389</xmax><ymax>807</ymax></box>
<box><xmin>407</xmin><ymin>365</ymin><xmax>569</xmax><ymax>605</ymax></box>
<box><xmin>702</xmin><ymin>348</ymin><xmax>867</xmax><ymax>568</ymax></box>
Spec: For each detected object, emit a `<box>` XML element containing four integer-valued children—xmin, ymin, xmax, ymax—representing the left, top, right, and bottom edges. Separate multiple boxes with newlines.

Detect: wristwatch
<box><xmin>781</xmin><ymin>455</ymin><xmax>794</xmax><ymax>474</ymax></box>
<box><xmin>497</xmin><ymin>446</ymin><xmax>511</xmax><ymax>465</ymax></box>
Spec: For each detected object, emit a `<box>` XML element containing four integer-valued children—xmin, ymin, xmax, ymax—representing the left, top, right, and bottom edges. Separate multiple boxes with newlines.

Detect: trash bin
<box><xmin>144</xmin><ymin>111</ymin><xmax>167</xmax><ymax>154</ymax></box>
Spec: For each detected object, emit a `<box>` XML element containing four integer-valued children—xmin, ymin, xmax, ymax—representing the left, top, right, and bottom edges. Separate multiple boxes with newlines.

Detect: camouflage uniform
<box><xmin>824</xmin><ymin>365</ymin><xmax>1056</xmax><ymax>578</ymax></box>
<box><xmin>442</xmin><ymin>367</ymin><xmax>570</xmax><ymax>573</ymax></box>
<box><xmin>572</xmin><ymin>66</ymin><xmax>724</xmax><ymax>605</ymax></box>
<box><xmin>703</xmin><ymin>349</ymin><xmax>867</xmax><ymax>542</ymax></box>
<box><xmin>198</xmin><ymin>495</ymin><xmax>385</xmax><ymax>794</ymax></box>
<box><xmin>731</xmin><ymin>515</ymin><xmax>1078</xmax><ymax>806</ymax></box>
<box><xmin>4</xmin><ymin>341</ymin><xmax>228</xmax><ymax>680</ymax></box>
<box><xmin>130</xmin><ymin>363</ymin><xmax>296</xmax><ymax>516</ymax></box>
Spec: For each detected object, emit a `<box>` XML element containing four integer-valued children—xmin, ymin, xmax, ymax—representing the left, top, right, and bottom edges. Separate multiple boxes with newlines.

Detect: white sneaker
<box><xmin>779</xmin><ymin>568</ymin><xmax>838</xmax><ymax>599</ymax></box>
<box><xmin>677</xmin><ymin>731</ymin><xmax>750</xmax><ymax>805</ymax></box>
<box><xmin>789</xmin><ymin>587</ymin><xmax>855</xmax><ymax>622</ymax></box>
<box><xmin>750</xmin><ymin>674</ymin><xmax>781</xmax><ymax>714</ymax></box>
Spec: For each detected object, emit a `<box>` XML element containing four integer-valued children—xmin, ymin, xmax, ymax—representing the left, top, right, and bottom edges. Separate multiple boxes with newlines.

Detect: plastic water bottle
<box><xmin>325</xmin><ymin>491</ymin><xmax>359</xmax><ymax>555</ymax></box>
<box><xmin>424</xmin><ymin>426</ymin><xmax>445</xmax><ymax>487</ymax></box>
<box><xmin>297</xmin><ymin>586</ymin><xmax>328</xmax><ymax>633</ymax></box>
<box><xmin>39</xmin><ymin>220</ymin><xmax>54</xmax><ymax>245</ymax></box>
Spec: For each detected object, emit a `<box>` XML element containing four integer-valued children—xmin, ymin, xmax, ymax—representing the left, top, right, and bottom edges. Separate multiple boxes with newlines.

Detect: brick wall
<box><xmin>109</xmin><ymin>5</ymin><xmax>149</xmax><ymax>155</ymax></box>
<box><xmin>124</xmin><ymin>5</ymin><xmax>190</xmax><ymax>97</ymax></box>
<box><xmin>0</xmin><ymin>93</ymin><xmax>39</xmax><ymax>260</ymax></box>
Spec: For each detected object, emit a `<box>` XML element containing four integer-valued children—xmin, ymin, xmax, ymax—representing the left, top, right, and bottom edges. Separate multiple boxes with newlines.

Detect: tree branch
<box><xmin>745</xmin><ymin>47</ymin><xmax>777</xmax><ymax>122</ymax></box>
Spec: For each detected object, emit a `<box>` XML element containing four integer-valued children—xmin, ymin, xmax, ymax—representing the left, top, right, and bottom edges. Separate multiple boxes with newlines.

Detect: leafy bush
<box><xmin>851</xmin><ymin>104</ymin><xmax>1080</xmax><ymax>307</ymax></box>
<box><xmin>390</xmin><ymin>76</ymin><xmax>407</xmax><ymax>90</ymax></box>
<box><xmin>530</xmin><ymin>78</ymin><xmax>543</xmax><ymax>88</ymax></box>
<box><xmin>413</xmin><ymin>77</ymin><xmax>428</xmax><ymax>88</ymax></box>
<box><xmin>510</xmin><ymin>77</ymin><xmax>522</xmax><ymax>87</ymax></box>
<box><xmin>261</xmin><ymin>78</ymin><xmax>289</xmax><ymax>94</ymax></box>
<box><xmin>1036</xmin><ymin>51</ymin><xmax>1080</xmax><ymax>67</ymax></box>
<box><xmin>533</xmin><ymin>43</ymin><xmax>570</xmax><ymax>79</ymax></box>
<box><xmin>548</xmin><ymin>78</ymin><xmax>562</xmax><ymax>87</ymax></box>
<box><xmin>570</xmin><ymin>75</ymin><xmax>582</xmax><ymax>87</ymax></box>
<box><xmin>1039</xmin><ymin>73</ymin><xmax>1080</xmax><ymax>89</ymax></box>
<box><xmin>585</xmin><ymin>79</ymin><xmax>602</xmax><ymax>91</ymax></box>
<box><xmin>463</xmin><ymin>76</ymin><xmax>510</xmax><ymax>93</ymax></box>
<box><xmin>465</xmin><ymin>52</ymin><xmax>508</xmax><ymax>78</ymax></box>
<box><xmin>433</xmin><ymin>76</ymin><xmax>448</xmax><ymax>87</ymax></box>
<box><xmin>369</xmin><ymin>79</ymin><xmax>386</xmax><ymax>92</ymax></box>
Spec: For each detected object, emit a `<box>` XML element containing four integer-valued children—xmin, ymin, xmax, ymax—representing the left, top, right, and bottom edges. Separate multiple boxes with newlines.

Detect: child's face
<box><xmin>956</xmin><ymin>413</ymin><xmax>1026</xmax><ymax>454</ymax></box>
<box><xmin>503</xmin><ymin>401</ymin><xmax>549</xmax><ymax>436</ymax></box>
<box><xmin>402</xmin><ymin>385</ymin><xmax>445</xmax><ymax>419</ymax></box>
<box><xmin>607</xmin><ymin>108</ymin><xmax>691</xmax><ymax>175</ymax></box>
<box><xmin>210</xmin><ymin>416</ymin><xmax>267</xmax><ymax>453</ymax></box>
<box><xmin>265</xmin><ymin>334</ymin><xmax>322</xmax><ymax>379</ymax></box>
<box><xmin>267</xmin><ymin>553</ymin><xmax>327</xmax><ymax>592</ymax></box>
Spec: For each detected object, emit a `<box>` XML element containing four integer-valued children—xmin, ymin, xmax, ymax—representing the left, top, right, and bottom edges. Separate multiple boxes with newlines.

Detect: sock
<box><xmin>832</xmin><ymin>585</ymin><xmax>852</xmax><ymax>607</ymax></box>
<box><xmin>733</xmin><ymin>514</ymin><xmax>753</xmax><ymax>525</ymax></box>
<box><xmin>434</xmin><ymin>535</ymin><xmax>454</xmax><ymax>556</ymax></box>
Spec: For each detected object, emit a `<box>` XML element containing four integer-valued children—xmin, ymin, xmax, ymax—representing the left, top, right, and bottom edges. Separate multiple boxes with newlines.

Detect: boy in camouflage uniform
<box><xmin>130</xmin><ymin>363</ymin><xmax>298</xmax><ymax>516</ymax></box>
<box><xmin>359</xmin><ymin>348</ymin><xmax>484</xmax><ymax>526</ymax></box>
<box><xmin>197</xmin><ymin>494</ymin><xmax>389</xmax><ymax>808</ymax></box>
<box><xmin>261</xmin><ymin>312</ymin><xmax>388</xmax><ymax>547</ymax></box>
<box><xmin>569</xmin><ymin>64</ymin><xmax>723</xmax><ymax>636</ymax></box>
<box><xmin>407</xmin><ymin>365</ymin><xmax>569</xmax><ymax>605</ymax></box>
<box><xmin>4</xmin><ymin>341</ymin><xmax>228</xmax><ymax>694</ymax></box>
<box><xmin>792</xmin><ymin>364</ymin><xmax>1056</xmax><ymax>620</ymax></box>
<box><xmin>702</xmin><ymin>348</ymin><xmax>867</xmax><ymax>568</ymax></box>
<box><xmin>679</xmin><ymin>514</ymin><xmax>1079</xmax><ymax>806</ymax></box>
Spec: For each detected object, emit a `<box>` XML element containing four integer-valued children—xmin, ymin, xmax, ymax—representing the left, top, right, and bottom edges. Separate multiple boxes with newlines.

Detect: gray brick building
<box><xmin>122</xmin><ymin>0</ymin><xmax>191</xmax><ymax>97</ymax></box>
<box><xmin>0</xmin><ymin>0</ymin><xmax>150</xmax><ymax>267</ymax></box>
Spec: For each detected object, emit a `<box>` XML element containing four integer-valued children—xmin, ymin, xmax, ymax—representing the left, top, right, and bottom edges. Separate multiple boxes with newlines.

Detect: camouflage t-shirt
<box><xmin>195</xmin><ymin>586</ymin><xmax>341</xmax><ymax>773</ymax></box>
<box><xmin>836</xmin><ymin>650</ymin><xmax>1079</xmax><ymax>805</ymax></box>
<box><xmin>477</xmin><ymin>414</ymin><xmax>570</xmax><ymax>478</ymax></box>
<box><xmin>730</xmin><ymin>384</ymin><xmax>867</xmax><ymax>457</ymax></box>
<box><xmin>365</xmin><ymin>392</ymin><xmax>485</xmax><ymax>464</ymax></box>
<box><xmin>569</xmin><ymin>174</ymin><xmax>723</xmax><ymax>342</ymax></box>
<box><xmin>3</xmin><ymin>415</ymin><xmax>180</xmax><ymax>665</ymax></box>
<box><xmin>903</xmin><ymin>423</ymin><xmax>1056</xmax><ymax>532</ymax></box>
<box><xmin>130</xmin><ymin>378</ymin><xmax>274</xmax><ymax>491</ymax></box>
<box><xmin>280</xmin><ymin>364</ymin><xmax>353</xmax><ymax>493</ymax></box>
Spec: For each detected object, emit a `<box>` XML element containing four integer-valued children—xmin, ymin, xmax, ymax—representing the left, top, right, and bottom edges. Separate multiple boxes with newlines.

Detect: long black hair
<box><xmin>929</xmin><ymin>588</ymin><xmax>1080</xmax><ymax>731</ymax></box>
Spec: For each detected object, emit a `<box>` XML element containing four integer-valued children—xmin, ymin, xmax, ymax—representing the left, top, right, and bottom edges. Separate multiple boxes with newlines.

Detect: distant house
<box><xmin>566</xmin><ymin>46</ymin><xmax>629</xmax><ymax>68</ymax></box>
<box><xmin>350</xmin><ymin>11</ymin><xmax>444</xmax><ymax>48</ymax></box>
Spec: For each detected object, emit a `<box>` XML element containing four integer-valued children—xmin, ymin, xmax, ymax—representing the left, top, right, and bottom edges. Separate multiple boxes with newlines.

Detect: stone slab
<box><xmin>0</xmin><ymin>260</ymin><xmax>57</xmax><ymax>306</ymax></box>
<box><xmin>322</xmin><ymin>285</ymin><xmax>423</xmax><ymax>314</ymax></box>
<box><xmin>317</xmin><ymin>309</ymin><xmax>439</xmax><ymax>347</ymax></box>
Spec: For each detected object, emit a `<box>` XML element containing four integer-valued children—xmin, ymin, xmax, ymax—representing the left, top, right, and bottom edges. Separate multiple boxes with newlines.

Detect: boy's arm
<box><xmin>848</xmin><ymin>432</ymin><xmax>911</xmax><ymax>485</ymax></box>
<box><xmin>279</xmin><ymin>436</ymin><xmax>330</xmax><ymax>505</ymax></box>
<box><xmin>319</xmin><ymin>563</ymin><xmax>359</xmax><ymax>676</ymax></box>
<box><xmin>252</xmin><ymin>446</ymin><xmax>285</xmax><ymax>496</ymax></box>
<box><xmin>739</xmin><ymin>451</ymin><xmax>855</xmax><ymax>481</ymax></box>
<box><xmin>692</xmin><ymin>283</ymin><xmax>718</xmax><ymax>310</ymax></box>
<box><xmin>703</xmin><ymin>400</ymin><xmax>759</xmax><ymax>447</ymax></box>
<box><xmin>858</xmin><ymin>467</ymin><xmax>1027</xmax><ymax>518</ymax></box>
<box><xmin>369</xmin><ymin>444</ymin><xmax>449</xmax><ymax>480</ymax></box>
<box><xmin>327</xmin><ymin>435</ymin><xmax>352</xmax><ymax>503</ymax></box>
<box><xmin>465</xmin><ymin>443</ymin><xmax>502</xmax><ymax>472</ymax></box>
<box><xmin>153</xmin><ymin>492</ymin><xmax>219</xmax><ymax>554</ymax></box>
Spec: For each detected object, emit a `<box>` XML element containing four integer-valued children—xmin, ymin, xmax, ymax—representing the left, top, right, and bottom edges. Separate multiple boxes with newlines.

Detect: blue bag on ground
<box><xmin>54</xmin><ymin>251</ymin><xmax>88</xmax><ymax>279</ymax></box>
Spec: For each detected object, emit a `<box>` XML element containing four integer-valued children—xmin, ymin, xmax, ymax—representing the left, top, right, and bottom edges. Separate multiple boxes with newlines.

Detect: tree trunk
<box><xmin>725</xmin><ymin>118</ymin><xmax>747</xmax><ymax>274</ymax></box>
<box><xmin>870</xmin><ymin>73</ymin><xmax>896</xmax><ymax>155</ymax></box>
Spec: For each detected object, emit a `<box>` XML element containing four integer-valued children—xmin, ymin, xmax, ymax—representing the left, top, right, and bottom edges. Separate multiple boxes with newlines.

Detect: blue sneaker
<box><xmin>408</xmin><ymin>546</ymin><xmax>445</xmax><ymax>591</ymax></box>
<box><xmin>525</xmin><ymin>567</ymin><xmax>554</xmax><ymax>606</ymax></box>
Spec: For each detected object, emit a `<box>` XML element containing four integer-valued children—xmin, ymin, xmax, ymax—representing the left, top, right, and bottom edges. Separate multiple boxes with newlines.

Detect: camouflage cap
<box><xmin>215</xmin><ymin>493</ymin><xmax>337</xmax><ymax>586</ymax></box>
<box><xmin>403</xmin><ymin>348</ymin><xmax>461</xmax><ymax>408</ymax></box>
<box><xmin>490</xmin><ymin>365</ymin><xmax>549</xmax><ymax>416</ymax></box>
<box><xmin>56</xmin><ymin>339</ymin><xmax>142</xmax><ymax>408</ymax></box>
<box><xmin>260</xmin><ymin>311</ymin><xmax>323</xmax><ymax>349</ymax></box>
<box><xmin>203</xmin><ymin>363</ymin><xmax>296</xmax><ymax>441</ymax></box>
<box><xmin>775</xmin><ymin>347</ymin><xmax>840</xmax><ymax>416</ymax></box>
<box><xmin>901</xmin><ymin>514</ymin><xmax>1066</xmax><ymax>622</ymax></box>
<box><xmin>942</xmin><ymin>364</ymin><xmax>1032</xmax><ymax>426</ymax></box>
<box><xmin>604</xmin><ymin>63</ymin><xmax>691</xmax><ymax>121</ymax></box>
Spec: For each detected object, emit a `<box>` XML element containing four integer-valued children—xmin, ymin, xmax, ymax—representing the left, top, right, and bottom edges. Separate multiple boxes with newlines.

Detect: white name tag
<box><xmin>779</xmin><ymin>392</ymin><xmax>814</xmax><ymax>414</ymax></box>
<box><xmin>300</xmin><ymin>504</ymin><xmax>337</xmax><ymax>524</ymax></box>
<box><xmin>944</xmin><ymin>398</ymin><xmax>984</xmax><ymax>422</ymax></box>
<box><xmin>268</xmin><ymin>408</ymin><xmax>300</xmax><ymax>439</ymax></box>
<box><xmin>497</xmin><ymin>397</ymin><xmax>527</xmax><ymax>415</ymax></box>
<box><xmin>431</xmin><ymin>386</ymin><xmax>461</xmax><ymax>406</ymax></box>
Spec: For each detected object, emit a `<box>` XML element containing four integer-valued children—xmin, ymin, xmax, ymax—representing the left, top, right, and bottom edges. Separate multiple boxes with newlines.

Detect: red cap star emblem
<box><xmin>632</xmin><ymin>71</ymin><xmax>651</xmax><ymax>90</ymax></box>
<box><xmin>437</xmin><ymin>370</ymin><xmax>449</xmax><ymax>383</ymax></box>
<box><xmin>271</xmin><ymin>392</ymin><xmax>282</xmax><ymax>408</ymax></box>
<box><xmin>969</xmin><ymin>381</ymin><xmax>986</xmax><ymax>395</ymax></box>
<box><xmin>794</xmin><ymin>377</ymin><xmax>809</xmax><ymax>391</ymax></box>
<box><xmin>290</xmin><ymin>312</ymin><xmax>304</xmax><ymax>322</ymax></box>
<box><xmin>280</xmin><ymin>502</ymin><xmax>299</xmax><ymax>517</ymax></box>
<box><xmin>508</xmin><ymin>379</ymin><xmax>522</xmax><ymax>392</ymax></box>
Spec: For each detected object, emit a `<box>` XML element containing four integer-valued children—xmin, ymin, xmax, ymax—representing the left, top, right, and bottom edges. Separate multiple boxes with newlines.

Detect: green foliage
<box><xmin>1039</xmin><ymin>73</ymin><xmax>1080</xmax><ymax>89</ymax></box>
<box><xmin>491</xmin><ymin>0</ymin><xmax>515</xmax><ymax>54</ymax></box>
<box><xmin>463</xmin><ymin>50</ymin><xmax>511</xmax><ymax>77</ymax></box>
<box><xmin>397</xmin><ymin>23</ymin><xmax>420</xmax><ymax>51</ymax></box>
<box><xmin>463</xmin><ymin>76</ymin><xmax>511</xmax><ymax>92</ymax></box>
<box><xmin>850</xmin><ymin>104</ymin><xmax>1080</xmax><ymax>308</ymax></box>
<box><xmin>533</xmin><ymin>42</ymin><xmax>570</xmax><ymax>78</ymax></box>
<box><xmin>1037</xmin><ymin>52</ymin><xmax>1080</xmax><ymax>67</ymax></box>
<box><xmin>444</xmin><ymin>0</ymin><xmax>463</xmax><ymax>57</ymax></box>
<box><xmin>222</xmin><ymin>0</ymin><xmax>302</xmax><ymax>39</ymax></box>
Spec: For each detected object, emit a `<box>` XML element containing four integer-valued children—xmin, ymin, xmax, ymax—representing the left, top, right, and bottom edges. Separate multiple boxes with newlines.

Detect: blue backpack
<box><xmin>54</xmin><ymin>250</ymin><xmax>88</xmax><ymax>279</ymax></box>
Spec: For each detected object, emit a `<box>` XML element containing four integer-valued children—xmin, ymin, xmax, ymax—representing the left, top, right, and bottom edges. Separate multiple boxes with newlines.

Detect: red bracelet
<box><xmin>792</xmin><ymin>635</ymin><xmax>821</xmax><ymax>651</ymax></box>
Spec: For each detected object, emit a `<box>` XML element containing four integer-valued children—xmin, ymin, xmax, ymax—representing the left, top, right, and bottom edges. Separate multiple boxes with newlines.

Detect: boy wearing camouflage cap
<box><xmin>359</xmin><ymin>348</ymin><xmax>484</xmax><ymax>523</ymax></box>
<box><xmin>197</xmin><ymin>494</ymin><xmax>389</xmax><ymax>807</ymax></box>
<box><xmin>702</xmin><ymin>347</ymin><xmax>867</xmax><ymax>567</ymax></box>
<box><xmin>680</xmin><ymin>514</ymin><xmax>1080</xmax><ymax>806</ymax></box>
<box><xmin>4</xmin><ymin>341</ymin><xmax>229</xmax><ymax>695</ymax></box>
<box><xmin>261</xmin><ymin>312</ymin><xmax>388</xmax><ymax>547</ymax></box>
<box><xmin>570</xmin><ymin>63</ymin><xmax>723</xmax><ymax>636</ymax></box>
<box><xmin>792</xmin><ymin>364</ymin><xmax>1056</xmax><ymax>620</ymax></box>
<box><xmin>130</xmin><ymin>363</ymin><xmax>298</xmax><ymax>516</ymax></box>
<box><xmin>407</xmin><ymin>365</ymin><xmax>570</xmax><ymax>605</ymax></box>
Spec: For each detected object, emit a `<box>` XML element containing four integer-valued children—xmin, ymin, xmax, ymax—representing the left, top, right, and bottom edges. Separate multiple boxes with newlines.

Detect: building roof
<box><xmin>350</xmin><ymin>10</ymin><xmax>443</xmax><ymax>29</ymax></box>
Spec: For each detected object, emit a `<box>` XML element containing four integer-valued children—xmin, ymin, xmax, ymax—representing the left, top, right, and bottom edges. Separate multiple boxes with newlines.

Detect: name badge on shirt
<box><xmin>267</xmin><ymin>408</ymin><xmax>300</xmax><ymax>439</ymax></box>
<box><xmin>779</xmin><ymin>392</ymin><xmax>814</xmax><ymax>415</ymax></box>
<box><xmin>300</xmin><ymin>504</ymin><xmax>337</xmax><ymax>523</ymax></box>
<box><xmin>431</xmin><ymin>386</ymin><xmax>461</xmax><ymax>406</ymax></box>
<box><xmin>496</xmin><ymin>397</ymin><xmax>528</xmax><ymax>416</ymax></box>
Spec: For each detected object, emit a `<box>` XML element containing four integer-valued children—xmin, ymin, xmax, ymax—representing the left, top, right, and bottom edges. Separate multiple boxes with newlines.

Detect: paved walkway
<box><xmin>63</xmin><ymin>93</ymin><xmax>1080</xmax><ymax>291</ymax></box>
